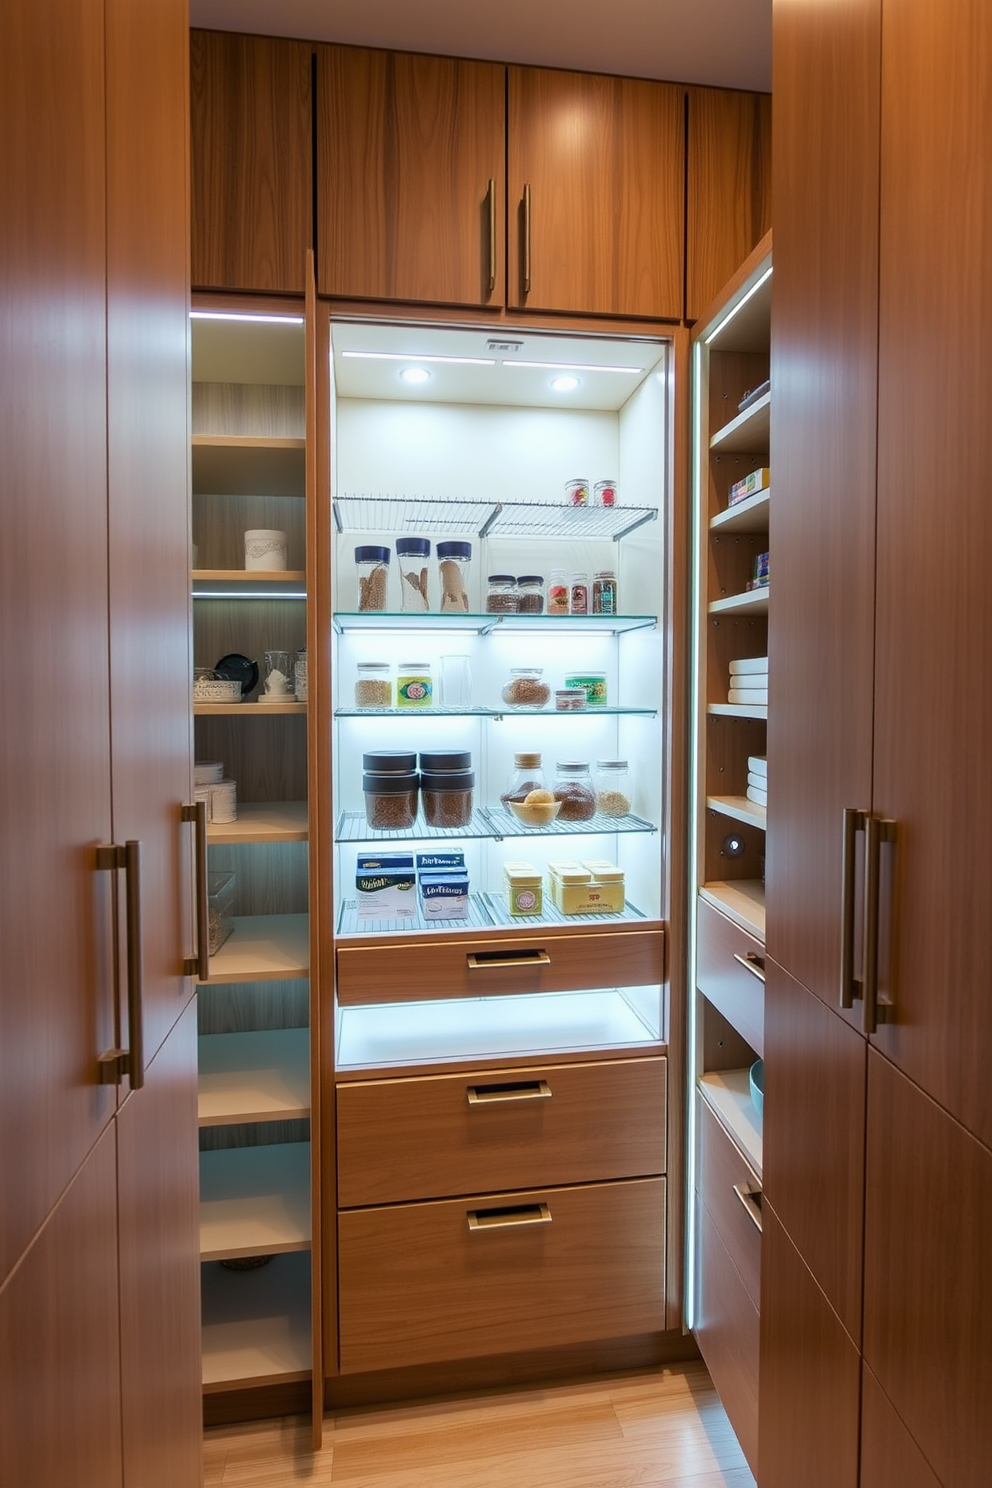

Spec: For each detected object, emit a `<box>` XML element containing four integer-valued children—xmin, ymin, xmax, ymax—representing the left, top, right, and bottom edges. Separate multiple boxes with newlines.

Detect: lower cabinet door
<box><xmin>861</xmin><ymin>1365</ymin><xmax>942</xmax><ymax>1488</ymax></box>
<box><xmin>338</xmin><ymin>1177</ymin><xmax>666</xmax><ymax>1373</ymax></box>
<box><xmin>694</xmin><ymin>1189</ymin><xmax>759</xmax><ymax>1476</ymax></box>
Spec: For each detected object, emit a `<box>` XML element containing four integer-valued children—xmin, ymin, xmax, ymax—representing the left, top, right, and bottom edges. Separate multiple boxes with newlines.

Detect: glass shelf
<box><xmin>335</xmin><ymin>807</ymin><xmax>657</xmax><ymax>844</ymax></box>
<box><xmin>334</xmin><ymin>704</ymin><xmax>658</xmax><ymax>719</ymax></box>
<box><xmin>333</xmin><ymin>493</ymin><xmax>657</xmax><ymax>542</ymax></box>
<box><xmin>335</xmin><ymin>893</ymin><xmax>647</xmax><ymax>937</ymax></box>
<box><xmin>333</xmin><ymin>611</ymin><xmax>658</xmax><ymax>636</ymax></box>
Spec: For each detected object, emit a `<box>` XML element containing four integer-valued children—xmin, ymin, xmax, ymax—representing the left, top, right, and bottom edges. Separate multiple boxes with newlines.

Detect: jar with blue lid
<box><xmin>355</xmin><ymin>545</ymin><xmax>390</xmax><ymax>611</ymax></box>
<box><xmin>437</xmin><ymin>541</ymin><xmax>471</xmax><ymax>612</ymax></box>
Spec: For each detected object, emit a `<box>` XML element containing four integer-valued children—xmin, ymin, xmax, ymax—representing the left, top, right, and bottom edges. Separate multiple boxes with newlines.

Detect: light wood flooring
<box><xmin>203</xmin><ymin>1361</ymin><xmax>755</xmax><ymax>1487</ymax></box>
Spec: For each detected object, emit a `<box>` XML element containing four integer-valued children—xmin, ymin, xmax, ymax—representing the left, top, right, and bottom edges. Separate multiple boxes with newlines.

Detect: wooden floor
<box><xmin>203</xmin><ymin>1361</ymin><xmax>755</xmax><ymax>1486</ymax></box>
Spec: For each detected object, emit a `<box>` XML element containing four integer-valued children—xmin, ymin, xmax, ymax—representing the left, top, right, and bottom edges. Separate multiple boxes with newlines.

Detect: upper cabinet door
<box><xmin>190</xmin><ymin>30</ymin><xmax>312</xmax><ymax>294</ymax></box>
<box><xmin>507</xmin><ymin>66</ymin><xmax>684</xmax><ymax>319</ymax></box>
<box><xmin>686</xmin><ymin>87</ymin><xmax>771</xmax><ymax>322</ymax></box>
<box><xmin>317</xmin><ymin>46</ymin><xmax>505</xmax><ymax>308</ymax></box>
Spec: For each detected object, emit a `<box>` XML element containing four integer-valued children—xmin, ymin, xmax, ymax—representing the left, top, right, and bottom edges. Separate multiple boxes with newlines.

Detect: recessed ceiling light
<box><xmin>502</xmin><ymin>359</ymin><xmax>642</xmax><ymax>374</ymax></box>
<box><xmin>341</xmin><ymin>351</ymin><xmax>495</xmax><ymax>366</ymax></box>
<box><xmin>551</xmin><ymin>375</ymin><xmax>580</xmax><ymax>392</ymax></box>
<box><xmin>400</xmin><ymin>367</ymin><xmax>431</xmax><ymax>385</ymax></box>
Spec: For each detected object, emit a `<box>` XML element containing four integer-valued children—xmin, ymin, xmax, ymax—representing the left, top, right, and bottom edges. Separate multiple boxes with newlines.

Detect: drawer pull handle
<box><xmin>466</xmin><ymin>949</ymin><xmax>551</xmax><ymax>971</ymax></box>
<box><xmin>467</xmin><ymin>1203</ymin><xmax>552</xmax><ymax>1231</ymax></box>
<box><xmin>733</xmin><ymin>951</ymin><xmax>765</xmax><ymax>983</ymax></box>
<box><xmin>733</xmin><ymin>1182</ymin><xmax>763</xmax><ymax>1233</ymax></box>
<box><xmin>467</xmin><ymin>1080</ymin><xmax>552</xmax><ymax>1105</ymax></box>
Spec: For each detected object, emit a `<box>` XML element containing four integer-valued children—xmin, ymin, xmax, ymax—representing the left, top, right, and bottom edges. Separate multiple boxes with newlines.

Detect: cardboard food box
<box><xmin>728</xmin><ymin>466</ymin><xmax>771</xmax><ymax>506</ymax></box>
<box><xmin>419</xmin><ymin>872</ymin><xmax>470</xmax><ymax>919</ymax></box>
<box><xmin>356</xmin><ymin>852</ymin><xmax>416</xmax><ymax>920</ymax></box>
<box><xmin>503</xmin><ymin>860</ymin><xmax>543</xmax><ymax>916</ymax></box>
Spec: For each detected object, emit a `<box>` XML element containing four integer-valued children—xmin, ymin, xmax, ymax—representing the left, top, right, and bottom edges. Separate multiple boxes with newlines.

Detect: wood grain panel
<box><xmin>192</xmin><ymin>382</ymin><xmax>305</xmax><ymax>439</ymax></box>
<box><xmin>693</xmin><ymin>1190</ymin><xmax>759</xmax><ymax>1475</ymax></box>
<box><xmin>871</xmin><ymin>0</ymin><xmax>992</xmax><ymax>1146</ymax></box>
<box><xmin>337</xmin><ymin>1057</ymin><xmax>666</xmax><ymax>1206</ymax></box>
<box><xmin>864</xmin><ymin>1052</ymin><xmax>992</xmax><ymax>1488</ymax></box>
<box><xmin>207</xmin><ymin>840</ymin><xmax>309</xmax><ymax>918</ymax></box>
<box><xmin>194</xmin><ymin>715</ymin><xmax>309</xmax><ymax>804</ymax></box>
<box><xmin>696</xmin><ymin>1097</ymin><xmax>761</xmax><ymax>1309</ymax></box>
<box><xmin>758</xmin><ymin>1202</ymin><xmax>861</xmax><ymax>1488</ymax></box>
<box><xmin>117</xmin><ymin>1002</ymin><xmax>201</xmax><ymax>1488</ymax></box>
<box><xmin>766</xmin><ymin>0</ymin><xmax>880</xmax><ymax>1014</ymax></box>
<box><xmin>192</xmin><ymin>491</ymin><xmax>307</xmax><ymax>573</ymax></box>
<box><xmin>763</xmin><ymin>958</ymin><xmax>865</xmax><ymax>1340</ymax></box>
<box><xmin>507</xmin><ymin>67</ymin><xmax>683</xmax><ymax>319</ymax></box>
<box><xmin>861</xmin><ymin>1364</ymin><xmax>942</xmax><ymax>1488</ymax></box>
<box><xmin>107</xmin><ymin>0</ymin><xmax>194</xmax><ymax>1071</ymax></box>
<box><xmin>318</xmin><ymin>46</ymin><xmax>505</xmax><ymax>307</ymax></box>
<box><xmin>697</xmin><ymin>898</ymin><xmax>765</xmax><ymax>1055</ymax></box>
<box><xmin>197</xmin><ymin>979</ymin><xmax>310</xmax><ymax>1036</ymax></box>
<box><xmin>0</xmin><ymin>1129</ymin><xmax>121</xmax><ymax>1488</ymax></box>
<box><xmin>0</xmin><ymin>0</ymin><xmax>116</xmax><ymax>1278</ymax></box>
<box><xmin>336</xmin><ymin>926</ymin><xmax>665</xmax><ymax>1005</ymax></box>
<box><xmin>686</xmin><ymin>88</ymin><xmax>772</xmax><ymax>321</ymax></box>
<box><xmin>338</xmin><ymin>1177</ymin><xmax>666</xmax><ymax>1373</ymax></box>
<box><xmin>190</xmin><ymin>30</ymin><xmax>312</xmax><ymax>293</ymax></box>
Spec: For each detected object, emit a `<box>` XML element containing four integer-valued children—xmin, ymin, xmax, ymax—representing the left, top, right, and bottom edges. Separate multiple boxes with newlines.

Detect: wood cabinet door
<box><xmin>317</xmin><ymin>46</ymin><xmax>505</xmax><ymax>308</ymax></box>
<box><xmin>765</xmin><ymin>0</ymin><xmax>881</xmax><ymax>1019</ymax></box>
<box><xmin>870</xmin><ymin>0</ymin><xmax>992</xmax><ymax>1147</ymax></box>
<box><xmin>860</xmin><ymin>1366</ymin><xmax>942</xmax><ymax>1488</ymax></box>
<box><xmin>507</xmin><ymin>66</ymin><xmax>683</xmax><ymax>319</ymax></box>
<box><xmin>190</xmin><ymin>30</ymin><xmax>312</xmax><ymax>294</ymax></box>
<box><xmin>0</xmin><ymin>0</ymin><xmax>116</xmax><ymax>1281</ymax></box>
<box><xmin>108</xmin><ymin>0</ymin><xmax>195</xmax><ymax>1073</ymax></box>
<box><xmin>685</xmin><ymin>87</ymin><xmax>771</xmax><ymax>322</ymax></box>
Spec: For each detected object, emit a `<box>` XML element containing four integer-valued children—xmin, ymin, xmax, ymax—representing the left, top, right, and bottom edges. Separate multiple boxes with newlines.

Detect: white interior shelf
<box><xmin>708</xmin><ymin>702</ymin><xmax>768</xmax><ymax>721</ymax></box>
<box><xmin>198</xmin><ymin>1029</ymin><xmax>310</xmax><ymax>1126</ymax></box>
<box><xmin>699</xmin><ymin>881</ymin><xmax>766</xmax><ymax>940</ymax></box>
<box><xmin>707</xmin><ymin>795</ymin><xmax>767</xmax><ymax>830</ymax></box>
<box><xmin>199</xmin><ymin>1142</ymin><xmax>311</xmax><ymax>1260</ymax></box>
<box><xmin>710</xmin><ymin>488</ymin><xmax>770</xmax><ymax>534</ymax></box>
<box><xmin>337</xmin><ymin>989</ymin><xmax>662</xmax><ymax>1070</ymax></box>
<box><xmin>709</xmin><ymin>392</ymin><xmax>771</xmax><ymax>455</ymax></box>
<box><xmin>708</xmin><ymin>588</ymin><xmax>769</xmax><ymax>619</ymax></box>
<box><xmin>207</xmin><ymin>801</ymin><xmax>309</xmax><ymax>845</ymax></box>
<box><xmin>204</xmin><ymin>914</ymin><xmax>309</xmax><ymax>984</ymax></box>
<box><xmin>201</xmin><ymin>1253</ymin><xmax>311</xmax><ymax>1389</ymax></box>
<box><xmin>332</xmin><ymin>611</ymin><xmax>658</xmax><ymax>637</ymax></box>
<box><xmin>698</xmin><ymin>1069</ymin><xmax>763</xmax><ymax>1177</ymax></box>
<box><xmin>336</xmin><ymin>894</ymin><xmax>647</xmax><ymax>937</ymax></box>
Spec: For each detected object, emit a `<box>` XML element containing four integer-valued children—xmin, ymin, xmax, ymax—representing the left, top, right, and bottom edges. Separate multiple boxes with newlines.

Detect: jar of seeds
<box><xmin>363</xmin><ymin>770</ymin><xmax>419</xmax><ymax>831</ymax></box>
<box><xmin>420</xmin><ymin>768</ymin><xmax>474</xmax><ymax>828</ymax></box>
<box><xmin>552</xmin><ymin>760</ymin><xmax>597</xmax><ymax>821</ymax></box>
<box><xmin>355</xmin><ymin>662</ymin><xmax>392</xmax><ymax>708</ymax></box>
<box><xmin>595</xmin><ymin>760</ymin><xmax>632</xmax><ymax>817</ymax></box>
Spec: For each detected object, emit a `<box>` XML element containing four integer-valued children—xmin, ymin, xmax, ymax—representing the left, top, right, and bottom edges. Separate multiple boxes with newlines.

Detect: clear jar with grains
<box><xmin>501</xmin><ymin>751</ymin><xmax>547</xmax><ymax>804</ymax></box>
<box><xmin>355</xmin><ymin>545</ymin><xmax>390</xmax><ymax>612</ymax></box>
<box><xmin>437</xmin><ymin>541</ymin><xmax>471</xmax><ymax>612</ymax></box>
<box><xmin>595</xmin><ymin>760</ymin><xmax>632</xmax><ymax>817</ymax></box>
<box><xmin>501</xmin><ymin>668</ymin><xmax>551</xmax><ymax>709</ymax></box>
<box><xmin>570</xmin><ymin>572</ymin><xmax>589</xmax><ymax>615</ymax></box>
<box><xmin>552</xmin><ymin>761</ymin><xmax>597</xmax><ymax>821</ymax></box>
<box><xmin>516</xmin><ymin>575</ymin><xmax>544</xmax><ymax>613</ymax></box>
<box><xmin>420</xmin><ymin>768</ymin><xmax>474</xmax><ymax>828</ymax></box>
<box><xmin>362</xmin><ymin>771</ymin><xmax>419</xmax><ymax>831</ymax></box>
<box><xmin>485</xmin><ymin>575</ymin><xmax>518</xmax><ymax>613</ymax></box>
<box><xmin>355</xmin><ymin>662</ymin><xmax>392</xmax><ymax>708</ymax></box>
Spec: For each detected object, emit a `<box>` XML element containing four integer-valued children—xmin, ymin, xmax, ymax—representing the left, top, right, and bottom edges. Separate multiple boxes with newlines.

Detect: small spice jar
<box><xmin>501</xmin><ymin>751</ymin><xmax>547</xmax><ymax>804</ymax></box>
<box><xmin>570</xmin><ymin>571</ymin><xmax>589</xmax><ymax>615</ymax></box>
<box><xmin>355</xmin><ymin>545</ymin><xmax>390</xmax><ymax>611</ymax></box>
<box><xmin>420</xmin><ymin>768</ymin><xmax>475</xmax><ymax>829</ymax></box>
<box><xmin>362</xmin><ymin>771</ymin><xmax>419</xmax><ymax>831</ymax></box>
<box><xmin>555</xmin><ymin>688</ymin><xmax>586</xmax><ymax>712</ymax></box>
<box><xmin>564</xmin><ymin>477</ymin><xmax>589</xmax><ymax>507</ymax></box>
<box><xmin>593</xmin><ymin>479</ymin><xmax>617</xmax><ymax>508</ymax></box>
<box><xmin>396</xmin><ymin>537</ymin><xmax>431</xmax><ymax>612</ymax></box>
<box><xmin>595</xmin><ymin>760</ymin><xmax>632</xmax><ymax>817</ymax></box>
<box><xmin>396</xmin><ymin>662</ymin><xmax>433</xmax><ymax>708</ymax></box>
<box><xmin>516</xmin><ymin>575</ymin><xmax>544</xmax><ymax>614</ymax></box>
<box><xmin>552</xmin><ymin>761</ymin><xmax>597</xmax><ymax>821</ymax></box>
<box><xmin>500</xmin><ymin>667</ymin><xmax>551</xmax><ymax>709</ymax></box>
<box><xmin>547</xmin><ymin>569</ymin><xmax>569</xmax><ymax>616</ymax></box>
<box><xmin>485</xmin><ymin>574</ymin><xmax>518</xmax><ymax>613</ymax></box>
<box><xmin>437</xmin><ymin>541</ymin><xmax>472</xmax><ymax>612</ymax></box>
<box><xmin>355</xmin><ymin>662</ymin><xmax>392</xmax><ymax>708</ymax></box>
<box><xmin>565</xmin><ymin>671</ymin><xmax>608</xmax><ymax>706</ymax></box>
<box><xmin>592</xmin><ymin>570</ymin><xmax>618</xmax><ymax>615</ymax></box>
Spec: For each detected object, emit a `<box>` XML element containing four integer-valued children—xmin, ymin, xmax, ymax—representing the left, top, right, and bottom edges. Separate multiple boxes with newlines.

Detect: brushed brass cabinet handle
<box><xmin>466</xmin><ymin>949</ymin><xmax>551</xmax><ymax>971</ymax></box>
<box><xmin>733</xmin><ymin>951</ymin><xmax>765</xmax><ymax>983</ymax></box>
<box><xmin>467</xmin><ymin>1080</ymin><xmax>552</xmax><ymax>1105</ymax></box>
<box><xmin>864</xmin><ymin>815</ymin><xmax>897</xmax><ymax>1034</ymax></box>
<box><xmin>733</xmin><ymin>1181</ymin><xmax>763</xmax><ymax>1233</ymax></box>
<box><xmin>181</xmin><ymin>800</ymin><xmax>209</xmax><ymax>980</ymax></box>
<box><xmin>486</xmin><ymin>177</ymin><xmax>497</xmax><ymax>293</ymax></box>
<box><xmin>522</xmin><ymin>183</ymin><xmax>532</xmax><ymax>294</ymax></box>
<box><xmin>840</xmin><ymin>807</ymin><xmax>867</xmax><ymax>1008</ymax></box>
<box><xmin>467</xmin><ymin>1203</ymin><xmax>552</xmax><ymax>1231</ymax></box>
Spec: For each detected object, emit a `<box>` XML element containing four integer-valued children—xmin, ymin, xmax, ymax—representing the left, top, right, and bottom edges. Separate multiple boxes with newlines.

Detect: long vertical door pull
<box><xmin>96</xmin><ymin>840</ymin><xmax>145</xmax><ymax>1087</ymax></box>
<box><xmin>181</xmin><ymin>800</ymin><xmax>209</xmax><ymax>980</ymax></box>
<box><xmin>840</xmin><ymin>807</ymin><xmax>868</xmax><ymax>1008</ymax></box>
<box><xmin>864</xmin><ymin>815</ymin><xmax>898</xmax><ymax>1034</ymax></box>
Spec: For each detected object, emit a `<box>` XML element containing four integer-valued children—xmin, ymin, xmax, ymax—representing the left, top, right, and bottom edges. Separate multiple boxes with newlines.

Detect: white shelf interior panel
<box><xmin>708</xmin><ymin>587</ymin><xmax>769</xmax><ymax>619</ymax></box>
<box><xmin>708</xmin><ymin>392</ymin><xmax>770</xmax><ymax>455</ymax></box>
<box><xmin>698</xmin><ymin>1069</ymin><xmax>763</xmax><ymax>1177</ymax></box>
<box><xmin>201</xmin><ymin>1253</ymin><xmax>311</xmax><ymax>1389</ymax></box>
<box><xmin>709</xmin><ymin>488</ymin><xmax>770</xmax><ymax>534</ymax></box>
<box><xmin>337</xmin><ymin>989</ymin><xmax>661</xmax><ymax>1070</ymax></box>
<box><xmin>707</xmin><ymin>795</ymin><xmax>767</xmax><ymax>830</ymax></box>
<box><xmin>708</xmin><ymin>702</ymin><xmax>768</xmax><ymax>721</ymax></box>
<box><xmin>207</xmin><ymin>801</ymin><xmax>309</xmax><ymax>844</ymax></box>
<box><xmin>204</xmin><ymin>914</ymin><xmax>309</xmax><ymax>984</ymax></box>
<box><xmin>199</xmin><ymin>1142</ymin><xmax>311</xmax><ymax>1261</ymax></box>
<box><xmin>198</xmin><ymin>1029</ymin><xmax>311</xmax><ymax>1126</ymax></box>
<box><xmin>699</xmin><ymin>881</ymin><xmax>766</xmax><ymax>940</ymax></box>
<box><xmin>332</xmin><ymin>611</ymin><xmax>658</xmax><ymax>636</ymax></box>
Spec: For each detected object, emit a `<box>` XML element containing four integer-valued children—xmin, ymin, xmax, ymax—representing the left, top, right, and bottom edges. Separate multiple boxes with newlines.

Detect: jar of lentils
<box><xmin>501</xmin><ymin>668</ymin><xmax>551</xmax><ymax>709</ymax></box>
<box><xmin>355</xmin><ymin>662</ymin><xmax>392</xmax><ymax>708</ymax></box>
<box><xmin>485</xmin><ymin>575</ymin><xmax>518</xmax><ymax>613</ymax></box>
<box><xmin>515</xmin><ymin>575</ymin><xmax>544</xmax><ymax>613</ymax></box>
<box><xmin>552</xmin><ymin>761</ymin><xmax>597</xmax><ymax>821</ymax></box>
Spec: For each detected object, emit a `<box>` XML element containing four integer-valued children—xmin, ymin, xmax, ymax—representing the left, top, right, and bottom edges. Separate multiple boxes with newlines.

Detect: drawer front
<box><xmin>336</xmin><ymin>927</ymin><xmax>665</xmax><ymax>1005</ymax></box>
<box><xmin>337</xmin><ymin>1057</ymin><xmax>667</xmax><ymax>1206</ymax></box>
<box><xmin>696</xmin><ymin>898</ymin><xmax>764</xmax><ymax>1054</ymax></box>
<box><xmin>694</xmin><ymin>1189</ymin><xmax>759</xmax><ymax>1476</ymax></box>
<box><xmin>697</xmin><ymin>1095</ymin><xmax>761</xmax><ymax>1309</ymax></box>
<box><xmin>338</xmin><ymin>1176</ymin><xmax>666</xmax><ymax>1373</ymax></box>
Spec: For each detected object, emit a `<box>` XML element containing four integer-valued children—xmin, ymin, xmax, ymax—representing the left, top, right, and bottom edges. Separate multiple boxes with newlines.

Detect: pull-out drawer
<box><xmin>696</xmin><ymin>898</ymin><xmax>764</xmax><ymax>1054</ymax></box>
<box><xmin>697</xmin><ymin>1094</ymin><xmax>761</xmax><ymax>1308</ymax></box>
<box><xmin>338</xmin><ymin>1176</ymin><xmax>666</xmax><ymax>1373</ymax></box>
<box><xmin>337</xmin><ymin>1056</ymin><xmax>667</xmax><ymax>1206</ymax></box>
<box><xmin>335</xmin><ymin>926</ymin><xmax>664</xmax><ymax>1005</ymax></box>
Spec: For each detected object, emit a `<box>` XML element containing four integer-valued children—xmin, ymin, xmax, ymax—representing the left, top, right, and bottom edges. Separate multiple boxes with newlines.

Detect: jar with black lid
<box><xmin>420</xmin><ymin>768</ymin><xmax>475</xmax><ymax>828</ymax></box>
<box><xmin>485</xmin><ymin>575</ymin><xmax>518</xmax><ymax>613</ymax></box>
<box><xmin>515</xmin><ymin>575</ymin><xmax>544</xmax><ymax>614</ymax></box>
<box><xmin>362</xmin><ymin>770</ymin><xmax>419</xmax><ymax>831</ymax></box>
<box><xmin>363</xmin><ymin>750</ymin><xmax>417</xmax><ymax>773</ymax></box>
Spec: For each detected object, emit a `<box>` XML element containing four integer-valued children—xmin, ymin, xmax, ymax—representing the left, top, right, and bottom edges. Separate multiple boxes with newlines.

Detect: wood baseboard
<box><xmin>203</xmin><ymin>1379</ymin><xmax>312</xmax><ymax>1427</ymax></box>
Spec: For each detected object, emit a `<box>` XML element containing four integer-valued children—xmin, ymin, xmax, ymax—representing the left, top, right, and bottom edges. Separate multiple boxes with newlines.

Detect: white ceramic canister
<box><xmin>244</xmin><ymin>529</ymin><xmax>288</xmax><ymax>571</ymax></box>
<box><xmin>193</xmin><ymin>784</ymin><xmax>212</xmax><ymax>821</ymax></box>
<box><xmin>194</xmin><ymin>760</ymin><xmax>224</xmax><ymax>786</ymax></box>
<box><xmin>210</xmin><ymin>778</ymin><xmax>237</xmax><ymax>824</ymax></box>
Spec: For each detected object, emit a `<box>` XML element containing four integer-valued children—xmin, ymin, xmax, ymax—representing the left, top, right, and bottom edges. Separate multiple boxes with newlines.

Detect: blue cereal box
<box><xmin>418</xmin><ymin>872</ymin><xmax>470</xmax><ymax>919</ymax></box>
<box><xmin>415</xmin><ymin>850</ymin><xmax>466</xmax><ymax>874</ymax></box>
<box><xmin>356</xmin><ymin>852</ymin><xmax>416</xmax><ymax>920</ymax></box>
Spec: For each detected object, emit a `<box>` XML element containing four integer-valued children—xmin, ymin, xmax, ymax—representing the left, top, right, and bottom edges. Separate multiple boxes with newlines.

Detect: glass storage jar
<box><xmin>420</xmin><ymin>768</ymin><xmax>474</xmax><ymax>828</ymax></box>
<box><xmin>396</xmin><ymin>537</ymin><xmax>431</xmax><ymax>611</ymax></box>
<box><xmin>355</xmin><ymin>545</ymin><xmax>390</xmax><ymax>611</ymax></box>
<box><xmin>362</xmin><ymin>770</ymin><xmax>419</xmax><ymax>831</ymax></box>
<box><xmin>485</xmin><ymin>574</ymin><xmax>518</xmax><ymax>613</ymax></box>
<box><xmin>593</xmin><ymin>479</ymin><xmax>617</xmax><ymax>508</ymax></box>
<box><xmin>437</xmin><ymin>541</ymin><xmax>471</xmax><ymax>612</ymax></box>
<box><xmin>516</xmin><ymin>575</ymin><xmax>544</xmax><ymax>613</ymax></box>
<box><xmin>564</xmin><ymin>477</ymin><xmax>589</xmax><ymax>507</ymax></box>
<box><xmin>564</xmin><ymin>671</ymin><xmax>607</xmax><ymax>706</ymax></box>
<box><xmin>501</xmin><ymin>752</ymin><xmax>547</xmax><ymax>804</ymax></box>
<box><xmin>547</xmin><ymin>569</ymin><xmax>569</xmax><ymax>616</ymax></box>
<box><xmin>569</xmin><ymin>572</ymin><xmax>589</xmax><ymax>615</ymax></box>
<box><xmin>396</xmin><ymin>662</ymin><xmax>433</xmax><ymax>708</ymax></box>
<box><xmin>595</xmin><ymin>760</ymin><xmax>632</xmax><ymax>817</ymax></box>
<box><xmin>355</xmin><ymin>662</ymin><xmax>392</xmax><ymax>708</ymax></box>
<box><xmin>552</xmin><ymin>761</ymin><xmax>597</xmax><ymax>821</ymax></box>
<box><xmin>592</xmin><ymin>570</ymin><xmax>618</xmax><ymax>614</ymax></box>
<box><xmin>500</xmin><ymin>668</ymin><xmax>551</xmax><ymax>709</ymax></box>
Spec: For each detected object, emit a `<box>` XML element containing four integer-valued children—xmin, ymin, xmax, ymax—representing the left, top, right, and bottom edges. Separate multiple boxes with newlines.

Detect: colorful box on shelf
<box><xmin>419</xmin><ymin>873</ymin><xmax>470</xmax><ymax>919</ymax></box>
<box><xmin>548</xmin><ymin>860</ymin><xmax>625</xmax><ymax>915</ymax></box>
<box><xmin>728</xmin><ymin>467</ymin><xmax>771</xmax><ymax>507</ymax></box>
<box><xmin>356</xmin><ymin>852</ymin><xmax>416</xmax><ymax>920</ymax></box>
